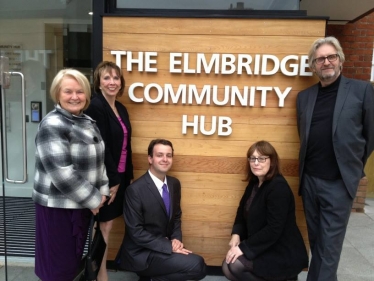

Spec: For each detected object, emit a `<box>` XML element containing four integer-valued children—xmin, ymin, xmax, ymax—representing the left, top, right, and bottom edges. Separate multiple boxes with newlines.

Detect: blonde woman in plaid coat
<box><xmin>32</xmin><ymin>69</ymin><xmax>109</xmax><ymax>281</ymax></box>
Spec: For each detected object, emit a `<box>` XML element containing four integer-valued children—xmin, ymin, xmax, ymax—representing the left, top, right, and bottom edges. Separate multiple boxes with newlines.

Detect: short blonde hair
<box><xmin>50</xmin><ymin>69</ymin><xmax>91</xmax><ymax>111</ymax></box>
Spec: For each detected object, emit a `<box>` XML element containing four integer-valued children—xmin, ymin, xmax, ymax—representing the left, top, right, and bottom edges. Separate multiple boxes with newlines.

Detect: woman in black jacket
<box><xmin>85</xmin><ymin>61</ymin><xmax>133</xmax><ymax>281</ymax></box>
<box><xmin>222</xmin><ymin>140</ymin><xmax>308</xmax><ymax>281</ymax></box>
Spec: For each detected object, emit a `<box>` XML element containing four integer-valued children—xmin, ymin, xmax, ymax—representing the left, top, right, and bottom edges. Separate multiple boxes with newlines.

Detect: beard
<box><xmin>317</xmin><ymin>66</ymin><xmax>340</xmax><ymax>83</ymax></box>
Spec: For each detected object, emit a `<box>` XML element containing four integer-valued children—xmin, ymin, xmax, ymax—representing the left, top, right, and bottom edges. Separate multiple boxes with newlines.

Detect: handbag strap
<box><xmin>87</xmin><ymin>213</ymin><xmax>100</xmax><ymax>255</ymax></box>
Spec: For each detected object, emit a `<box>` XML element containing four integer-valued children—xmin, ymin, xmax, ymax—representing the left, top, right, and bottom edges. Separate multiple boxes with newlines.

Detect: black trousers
<box><xmin>136</xmin><ymin>251</ymin><xmax>206</xmax><ymax>281</ymax></box>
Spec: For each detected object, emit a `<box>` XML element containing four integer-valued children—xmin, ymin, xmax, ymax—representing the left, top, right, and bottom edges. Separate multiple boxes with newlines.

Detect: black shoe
<box><xmin>287</xmin><ymin>276</ymin><xmax>298</xmax><ymax>281</ymax></box>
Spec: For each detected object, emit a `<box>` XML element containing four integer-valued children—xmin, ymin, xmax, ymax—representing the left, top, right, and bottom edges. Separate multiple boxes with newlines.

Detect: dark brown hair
<box><xmin>148</xmin><ymin>139</ymin><xmax>174</xmax><ymax>157</ymax></box>
<box><xmin>93</xmin><ymin>61</ymin><xmax>125</xmax><ymax>97</ymax></box>
<box><xmin>244</xmin><ymin>140</ymin><xmax>281</xmax><ymax>182</ymax></box>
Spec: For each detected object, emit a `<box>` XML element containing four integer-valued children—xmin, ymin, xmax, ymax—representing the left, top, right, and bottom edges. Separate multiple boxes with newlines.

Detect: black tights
<box><xmin>222</xmin><ymin>259</ymin><xmax>267</xmax><ymax>281</ymax></box>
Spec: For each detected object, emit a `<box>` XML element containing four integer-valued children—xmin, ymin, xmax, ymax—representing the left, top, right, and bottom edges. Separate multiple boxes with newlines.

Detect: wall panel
<box><xmin>103</xmin><ymin>16</ymin><xmax>325</xmax><ymax>266</ymax></box>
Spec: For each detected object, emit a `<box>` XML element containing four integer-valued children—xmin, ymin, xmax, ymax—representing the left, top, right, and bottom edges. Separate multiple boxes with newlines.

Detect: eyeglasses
<box><xmin>248</xmin><ymin>156</ymin><xmax>269</xmax><ymax>163</ymax></box>
<box><xmin>313</xmin><ymin>54</ymin><xmax>339</xmax><ymax>65</ymax></box>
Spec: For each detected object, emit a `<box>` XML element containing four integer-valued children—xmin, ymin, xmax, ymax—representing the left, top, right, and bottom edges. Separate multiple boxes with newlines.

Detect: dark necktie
<box><xmin>162</xmin><ymin>183</ymin><xmax>170</xmax><ymax>216</ymax></box>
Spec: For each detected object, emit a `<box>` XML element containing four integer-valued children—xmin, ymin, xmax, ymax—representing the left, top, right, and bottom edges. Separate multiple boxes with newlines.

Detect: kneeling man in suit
<box><xmin>119</xmin><ymin>138</ymin><xmax>207</xmax><ymax>281</ymax></box>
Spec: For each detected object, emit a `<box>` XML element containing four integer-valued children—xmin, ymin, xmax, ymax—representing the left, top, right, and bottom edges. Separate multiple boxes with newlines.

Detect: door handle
<box><xmin>1</xmin><ymin>71</ymin><xmax>28</xmax><ymax>184</ymax></box>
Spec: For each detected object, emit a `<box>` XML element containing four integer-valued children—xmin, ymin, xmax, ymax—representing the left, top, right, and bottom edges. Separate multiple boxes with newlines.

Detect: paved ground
<box><xmin>1</xmin><ymin>198</ymin><xmax>374</xmax><ymax>281</ymax></box>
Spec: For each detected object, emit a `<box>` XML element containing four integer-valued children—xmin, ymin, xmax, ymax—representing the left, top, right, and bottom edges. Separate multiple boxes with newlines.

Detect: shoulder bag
<box><xmin>84</xmin><ymin>214</ymin><xmax>107</xmax><ymax>281</ymax></box>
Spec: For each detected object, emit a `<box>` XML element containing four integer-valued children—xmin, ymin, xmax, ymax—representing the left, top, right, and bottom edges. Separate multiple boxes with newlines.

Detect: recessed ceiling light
<box><xmin>88</xmin><ymin>12</ymin><xmax>93</xmax><ymax>16</ymax></box>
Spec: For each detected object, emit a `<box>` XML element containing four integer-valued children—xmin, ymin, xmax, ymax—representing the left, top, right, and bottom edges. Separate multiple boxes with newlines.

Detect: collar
<box><xmin>148</xmin><ymin>170</ymin><xmax>168</xmax><ymax>193</ymax></box>
<box><xmin>55</xmin><ymin>104</ymin><xmax>95</xmax><ymax>122</ymax></box>
<box><xmin>319</xmin><ymin>74</ymin><xmax>342</xmax><ymax>91</ymax></box>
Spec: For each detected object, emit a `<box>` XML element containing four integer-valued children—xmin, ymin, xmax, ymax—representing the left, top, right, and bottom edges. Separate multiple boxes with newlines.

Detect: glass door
<box><xmin>0</xmin><ymin>1</ymin><xmax>92</xmax><ymax>280</ymax></box>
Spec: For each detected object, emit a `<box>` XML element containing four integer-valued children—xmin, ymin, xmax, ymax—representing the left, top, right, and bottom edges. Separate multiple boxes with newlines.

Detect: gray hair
<box><xmin>308</xmin><ymin>37</ymin><xmax>345</xmax><ymax>70</ymax></box>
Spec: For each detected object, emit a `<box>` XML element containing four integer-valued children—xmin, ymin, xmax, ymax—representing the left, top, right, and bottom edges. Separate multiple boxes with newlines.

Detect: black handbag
<box><xmin>84</xmin><ymin>214</ymin><xmax>107</xmax><ymax>281</ymax></box>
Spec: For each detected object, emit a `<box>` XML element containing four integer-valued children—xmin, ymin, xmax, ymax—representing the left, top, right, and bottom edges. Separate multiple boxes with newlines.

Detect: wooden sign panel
<box><xmin>103</xmin><ymin>16</ymin><xmax>325</xmax><ymax>266</ymax></box>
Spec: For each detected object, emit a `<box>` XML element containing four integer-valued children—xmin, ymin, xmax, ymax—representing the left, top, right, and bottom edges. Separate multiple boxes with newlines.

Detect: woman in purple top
<box><xmin>85</xmin><ymin>61</ymin><xmax>133</xmax><ymax>281</ymax></box>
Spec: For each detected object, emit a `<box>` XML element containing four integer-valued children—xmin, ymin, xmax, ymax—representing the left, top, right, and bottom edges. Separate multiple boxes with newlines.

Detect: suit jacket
<box><xmin>119</xmin><ymin>172</ymin><xmax>182</xmax><ymax>271</ymax></box>
<box><xmin>233</xmin><ymin>175</ymin><xmax>308</xmax><ymax>279</ymax></box>
<box><xmin>85</xmin><ymin>93</ymin><xmax>133</xmax><ymax>187</ymax></box>
<box><xmin>297</xmin><ymin>76</ymin><xmax>374</xmax><ymax>198</ymax></box>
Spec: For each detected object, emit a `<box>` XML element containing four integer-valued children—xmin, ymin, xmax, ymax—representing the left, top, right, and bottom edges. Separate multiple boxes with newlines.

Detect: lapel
<box><xmin>97</xmin><ymin>93</ymin><xmax>122</xmax><ymax>127</ymax></box>
<box><xmin>166</xmin><ymin>176</ymin><xmax>174</xmax><ymax>217</ymax></box>
<box><xmin>304</xmin><ymin>84</ymin><xmax>319</xmax><ymax>142</ymax></box>
<box><xmin>332</xmin><ymin>76</ymin><xmax>350</xmax><ymax>135</ymax></box>
<box><xmin>144</xmin><ymin>172</ymin><xmax>170</xmax><ymax>218</ymax></box>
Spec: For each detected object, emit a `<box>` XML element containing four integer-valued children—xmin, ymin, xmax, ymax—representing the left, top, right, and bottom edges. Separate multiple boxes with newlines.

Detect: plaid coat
<box><xmin>32</xmin><ymin>105</ymin><xmax>109</xmax><ymax>209</ymax></box>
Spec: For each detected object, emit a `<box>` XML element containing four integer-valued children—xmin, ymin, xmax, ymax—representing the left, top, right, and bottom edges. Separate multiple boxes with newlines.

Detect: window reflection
<box><xmin>116</xmin><ymin>0</ymin><xmax>300</xmax><ymax>10</ymax></box>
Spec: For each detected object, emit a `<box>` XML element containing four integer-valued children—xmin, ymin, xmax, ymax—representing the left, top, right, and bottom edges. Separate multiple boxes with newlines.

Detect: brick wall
<box><xmin>326</xmin><ymin>9</ymin><xmax>374</xmax><ymax>81</ymax></box>
<box><xmin>352</xmin><ymin>177</ymin><xmax>368</xmax><ymax>213</ymax></box>
<box><xmin>327</xmin><ymin>9</ymin><xmax>374</xmax><ymax>212</ymax></box>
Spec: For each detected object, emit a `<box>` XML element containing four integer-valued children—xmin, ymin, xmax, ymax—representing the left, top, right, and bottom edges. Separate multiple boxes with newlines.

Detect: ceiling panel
<box><xmin>301</xmin><ymin>0</ymin><xmax>374</xmax><ymax>23</ymax></box>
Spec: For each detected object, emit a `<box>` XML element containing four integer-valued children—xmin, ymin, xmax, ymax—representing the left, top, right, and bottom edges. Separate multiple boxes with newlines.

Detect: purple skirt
<box><xmin>34</xmin><ymin>204</ymin><xmax>91</xmax><ymax>281</ymax></box>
